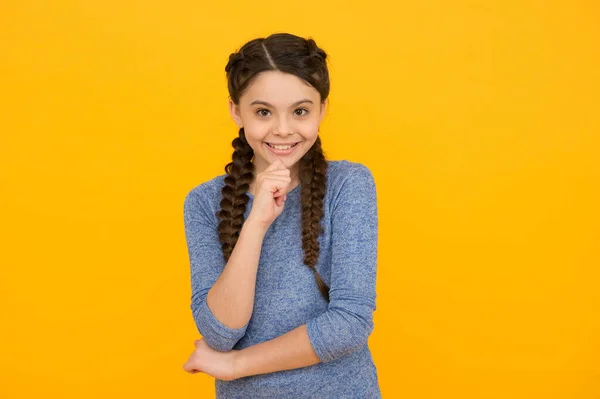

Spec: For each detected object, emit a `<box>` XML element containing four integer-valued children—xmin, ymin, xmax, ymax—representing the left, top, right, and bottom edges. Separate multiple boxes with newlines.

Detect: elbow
<box><xmin>198</xmin><ymin>330</ymin><xmax>245</xmax><ymax>352</ymax></box>
<box><xmin>191</xmin><ymin>297</ymin><xmax>248</xmax><ymax>352</ymax></box>
<box><xmin>307</xmin><ymin>307</ymin><xmax>375</xmax><ymax>363</ymax></box>
<box><xmin>334</xmin><ymin>309</ymin><xmax>374</xmax><ymax>355</ymax></box>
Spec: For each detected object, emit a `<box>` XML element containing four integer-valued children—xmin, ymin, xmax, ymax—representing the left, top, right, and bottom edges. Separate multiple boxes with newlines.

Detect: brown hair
<box><xmin>217</xmin><ymin>33</ymin><xmax>330</xmax><ymax>302</ymax></box>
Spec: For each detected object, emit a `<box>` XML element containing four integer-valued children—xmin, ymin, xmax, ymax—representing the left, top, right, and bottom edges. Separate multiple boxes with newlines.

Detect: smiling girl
<box><xmin>182</xmin><ymin>32</ymin><xmax>381</xmax><ymax>398</ymax></box>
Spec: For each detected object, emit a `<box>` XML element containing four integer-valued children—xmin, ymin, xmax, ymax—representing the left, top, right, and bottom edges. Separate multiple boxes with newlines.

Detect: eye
<box><xmin>294</xmin><ymin>108</ymin><xmax>309</xmax><ymax>116</ymax></box>
<box><xmin>256</xmin><ymin>108</ymin><xmax>271</xmax><ymax>117</ymax></box>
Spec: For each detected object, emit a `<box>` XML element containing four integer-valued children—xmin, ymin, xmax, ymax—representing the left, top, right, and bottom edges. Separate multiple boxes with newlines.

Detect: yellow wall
<box><xmin>1</xmin><ymin>1</ymin><xmax>598</xmax><ymax>398</ymax></box>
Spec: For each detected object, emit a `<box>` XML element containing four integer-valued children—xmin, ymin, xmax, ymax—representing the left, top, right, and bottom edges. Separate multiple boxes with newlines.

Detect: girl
<box><xmin>182</xmin><ymin>32</ymin><xmax>381</xmax><ymax>398</ymax></box>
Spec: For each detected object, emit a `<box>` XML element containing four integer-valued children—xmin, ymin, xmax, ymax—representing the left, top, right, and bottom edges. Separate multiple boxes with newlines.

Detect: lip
<box><xmin>264</xmin><ymin>142</ymin><xmax>300</xmax><ymax>156</ymax></box>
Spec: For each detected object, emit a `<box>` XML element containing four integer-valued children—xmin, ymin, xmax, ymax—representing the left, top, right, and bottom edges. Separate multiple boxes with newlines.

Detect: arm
<box><xmin>235</xmin><ymin>324</ymin><xmax>319</xmax><ymax>378</ymax></box>
<box><xmin>183</xmin><ymin>189</ymin><xmax>268</xmax><ymax>351</ymax></box>
<box><xmin>234</xmin><ymin>164</ymin><xmax>379</xmax><ymax>375</ymax></box>
<box><xmin>205</xmin><ymin>217</ymin><xmax>268</xmax><ymax>329</ymax></box>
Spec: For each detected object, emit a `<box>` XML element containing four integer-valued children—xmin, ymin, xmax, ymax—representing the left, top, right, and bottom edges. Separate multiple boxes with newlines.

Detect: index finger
<box><xmin>265</xmin><ymin>158</ymin><xmax>286</xmax><ymax>171</ymax></box>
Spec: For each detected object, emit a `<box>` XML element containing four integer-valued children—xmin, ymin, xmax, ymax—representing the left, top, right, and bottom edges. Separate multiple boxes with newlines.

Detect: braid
<box><xmin>299</xmin><ymin>136</ymin><xmax>330</xmax><ymax>302</ymax></box>
<box><xmin>216</xmin><ymin>128</ymin><xmax>254</xmax><ymax>262</ymax></box>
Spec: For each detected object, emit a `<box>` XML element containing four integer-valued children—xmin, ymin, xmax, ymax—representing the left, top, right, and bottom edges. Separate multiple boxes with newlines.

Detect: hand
<box><xmin>182</xmin><ymin>338</ymin><xmax>240</xmax><ymax>381</ymax></box>
<box><xmin>247</xmin><ymin>158</ymin><xmax>293</xmax><ymax>227</ymax></box>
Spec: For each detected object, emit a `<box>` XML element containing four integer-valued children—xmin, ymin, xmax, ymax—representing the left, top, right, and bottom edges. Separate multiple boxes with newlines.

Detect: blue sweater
<box><xmin>183</xmin><ymin>160</ymin><xmax>381</xmax><ymax>398</ymax></box>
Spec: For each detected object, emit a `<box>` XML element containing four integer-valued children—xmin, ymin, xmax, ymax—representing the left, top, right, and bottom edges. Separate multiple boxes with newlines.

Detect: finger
<box><xmin>265</xmin><ymin>158</ymin><xmax>286</xmax><ymax>171</ymax></box>
<box><xmin>185</xmin><ymin>367</ymin><xmax>200</xmax><ymax>374</ymax></box>
<box><xmin>262</xmin><ymin>177</ymin><xmax>292</xmax><ymax>192</ymax></box>
<box><xmin>275</xmin><ymin>193</ymin><xmax>287</xmax><ymax>207</ymax></box>
<box><xmin>183</xmin><ymin>362</ymin><xmax>193</xmax><ymax>373</ymax></box>
<box><xmin>262</xmin><ymin>176</ymin><xmax>291</xmax><ymax>184</ymax></box>
<box><xmin>270</xmin><ymin>184</ymin><xmax>292</xmax><ymax>197</ymax></box>
<box><xmin>262</xmin><ymin>169</ymin><xmax>290</xmax><ymax>177</ymax></box>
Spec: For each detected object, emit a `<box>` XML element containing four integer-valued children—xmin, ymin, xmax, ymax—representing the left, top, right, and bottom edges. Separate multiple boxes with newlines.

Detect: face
<box><xmin>229</xmin><ymin>70</ymin><xmax>327</xmax><ymax>177</ymax></box>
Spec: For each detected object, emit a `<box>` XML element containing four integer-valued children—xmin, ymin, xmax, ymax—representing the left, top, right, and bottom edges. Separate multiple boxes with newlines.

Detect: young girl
<box><xmin>182</xmin><ymin>32</ymin><xmax>381</xmax><ymax>398</ymax></box>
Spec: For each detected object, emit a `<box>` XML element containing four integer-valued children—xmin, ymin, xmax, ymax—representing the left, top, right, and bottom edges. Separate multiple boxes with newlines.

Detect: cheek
<box><xmin>298</xmin><ymin>123</ymin><xmax>320</xmax><ymax>139</ymax></box>
<box><xmin>305</xmin><ymin>114</ymin><xmax>322</xmax><ymax>133</ymax></box>
<box><xmin>242</xmin><ymin>122</ymin><xmax>269</xmax><ymax>140</ymax></box>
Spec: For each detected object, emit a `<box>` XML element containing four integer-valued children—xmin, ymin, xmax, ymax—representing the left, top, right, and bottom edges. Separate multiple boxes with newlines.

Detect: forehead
<box><xmin>241</xmin><ymin>71</ymin><xmax>321</xmax><ymax>106</ymax></box>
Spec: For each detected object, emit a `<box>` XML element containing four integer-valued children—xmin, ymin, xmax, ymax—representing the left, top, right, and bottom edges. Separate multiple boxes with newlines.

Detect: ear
<box><xmin>318</xmin><ymin>99</ymin><xmax>328</xmax><ymax>124</ymax></box>
<box><xmin>228</xmin><ymin>98</ymin><xmax>243</xmax><ymax>128</ymax></box>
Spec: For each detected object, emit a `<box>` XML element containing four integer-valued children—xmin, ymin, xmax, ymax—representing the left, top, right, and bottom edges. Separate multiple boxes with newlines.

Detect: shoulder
<box><xmin>183</xmin><ymin>173</ymin><xmax>227</xmax><ymax>225</ymax></box>
<box><xmin>325</xmin><ymin>159</ymin><xmax>376</xmax><ymax>195</ymax></box>
<box><xmin>184</xmin><ymin>173</ymin><xmax>226</xmax><ymax>202</ymax></box>
<box><xmin>326</xmin><ymin>158</ymin><xmax>374</xmax><ymax>179</ymax></box>
<box><xmin>325</xmin><ymin>160</ymin><xmax>378</xmax><ymax>228</ymax></box>
<box><xmin>324</xmin><ymin>160</ymin><xmax>377</xmax><ymax>214</ymax></box>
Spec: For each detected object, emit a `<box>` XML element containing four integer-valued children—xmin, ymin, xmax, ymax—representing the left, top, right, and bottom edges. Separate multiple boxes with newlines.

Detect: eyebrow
<box><xmin>249</xmin><ymin>99</ymin><xmax>313</xmax><ymax>107</ymax></box>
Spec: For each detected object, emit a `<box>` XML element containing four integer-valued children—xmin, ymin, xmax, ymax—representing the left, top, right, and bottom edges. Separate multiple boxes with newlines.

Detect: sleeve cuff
<box><xmin>195</xmin><ymin>298</ymin><xmax>248</xmax><ymax>352</ymax></box>
<box><xmin>306</xmin><ymin>318</ymin><xmax>334</xmax><ymax>363</ymax></box>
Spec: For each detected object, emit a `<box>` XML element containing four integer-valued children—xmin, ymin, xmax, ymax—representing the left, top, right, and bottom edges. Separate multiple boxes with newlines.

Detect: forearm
<box><xmin>206</xmin><ymin>219</ymin><xmax>268</xmax><ymax>329</ymax></box>
<box><xmin>234</xmin><ymin>324</ymin><xmax>320</xmax><ymax>378</ymax></box>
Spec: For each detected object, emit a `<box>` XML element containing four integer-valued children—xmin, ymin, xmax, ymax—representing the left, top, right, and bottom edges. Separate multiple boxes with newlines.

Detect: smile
<box><xmin>265</xmin><ymin>142</ymin><xmax>299</xmax><ymax>155</ymax></box>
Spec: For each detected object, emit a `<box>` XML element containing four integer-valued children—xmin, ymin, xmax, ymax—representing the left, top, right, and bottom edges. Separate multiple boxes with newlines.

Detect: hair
<box><xmin>216</xmin><ymin>33</ymin><xmax>331</xmax><ymax>302</ymax></box>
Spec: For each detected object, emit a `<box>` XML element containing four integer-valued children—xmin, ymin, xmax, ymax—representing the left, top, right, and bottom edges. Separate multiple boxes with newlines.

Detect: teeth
<box><xmin>268</xmin><ymin>143</ymin><xmax>296</xmax><ymax>150</ymax></box>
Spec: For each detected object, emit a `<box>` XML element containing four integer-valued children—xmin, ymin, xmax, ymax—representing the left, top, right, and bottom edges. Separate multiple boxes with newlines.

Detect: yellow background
<box><xmin>1</xmin><ymin>1</ymin><xmax>598</xmax><ymax>398</ymax></box>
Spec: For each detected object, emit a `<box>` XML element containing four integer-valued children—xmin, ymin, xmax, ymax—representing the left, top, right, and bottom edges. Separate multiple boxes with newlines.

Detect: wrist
<box><xmin>232</xmin><ymin>348</ymin><xmax>249</xmax><ymax>379</ymax></box>
<box><xmin>243</xmin><ymin>216</ymin><xmax>270</xmax><ymax>235</ymax></box>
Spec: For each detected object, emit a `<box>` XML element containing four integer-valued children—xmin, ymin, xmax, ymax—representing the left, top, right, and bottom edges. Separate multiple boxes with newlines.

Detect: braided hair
<box><xmin>217</xmin><ymin>33</ymin><xmax>331</xmax><ymax>302</ymax></box>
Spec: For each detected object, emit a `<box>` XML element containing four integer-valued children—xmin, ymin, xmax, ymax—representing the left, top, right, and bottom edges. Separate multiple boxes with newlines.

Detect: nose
<box><xmin>274</xmin><ymin>115</ymin><xmax>293</xmax><ymax>136</ymax></box>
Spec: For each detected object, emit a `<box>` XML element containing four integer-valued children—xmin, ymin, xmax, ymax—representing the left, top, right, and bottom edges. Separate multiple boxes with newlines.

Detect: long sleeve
<box><xmin>183</xmin><ymin>188</ymin><xmax>248</xmax><ymax>351</ymax></box>
<box><xmin>305</xmin><ymin>163</ymin><xmax>379</xmax><ymax>363</ymax></box>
